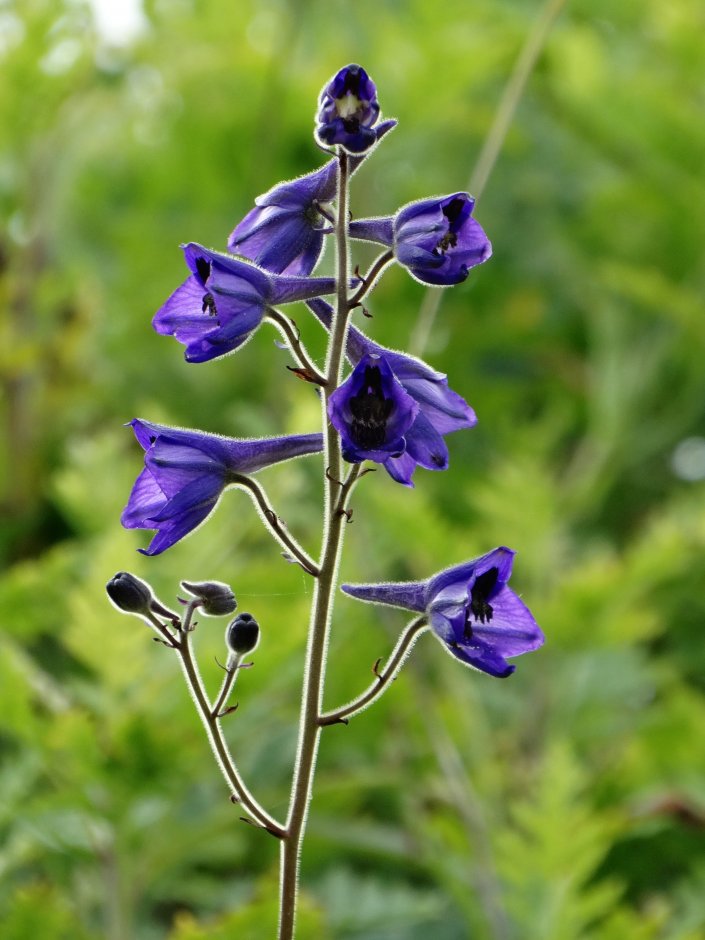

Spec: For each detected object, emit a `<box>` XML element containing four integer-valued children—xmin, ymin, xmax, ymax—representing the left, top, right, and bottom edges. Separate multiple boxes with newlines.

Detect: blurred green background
<box><xmin>2</xmin><ymin>0</ymin><xmax>705</xmax><ymax>937</ymax></box>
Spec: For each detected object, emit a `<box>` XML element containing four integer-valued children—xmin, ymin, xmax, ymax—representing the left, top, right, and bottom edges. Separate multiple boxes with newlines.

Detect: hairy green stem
<box><xmin>319</xmin><ymin>616</ymin><xmax>428</xmax><ymax>726</ymax></box>
<box><xmin>349</xmin><ymin>249</ymin><xmax>394</xmax><ymax>308</ymax></box>
<box><xmin>278</xmin><ymin>150</ymin><xmax>356</xmax><ymax>940</ymax></box>
<box><xmin>211</xmin><ymin>652</ymin><xmax>245</xmax><ymax>719</ymax></box>
<box><xmin>175</xmin><ymin>613</ymin><xmax>285</xmax><ymax>837</ymax></box>
<box><xmin>231</xmin><ymin>473</ymin><xmax>320</xmax><ymax>576</ymax></box>
<box><xmin>265</xmin><ymin>307</ymin><xmax>327</xmax><ymax>385</ymax></box>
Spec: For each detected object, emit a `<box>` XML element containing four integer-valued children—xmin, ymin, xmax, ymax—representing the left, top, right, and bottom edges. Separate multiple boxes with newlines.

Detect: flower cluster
<box><xmin>119</xmin><ymin>63</ymin><xmax>541</xmax><ymax>684</ymax></box>
<box><xmin>113</xmin><ymin>63</ymin><xmax>545</xmax><ymax>940</ymax></box>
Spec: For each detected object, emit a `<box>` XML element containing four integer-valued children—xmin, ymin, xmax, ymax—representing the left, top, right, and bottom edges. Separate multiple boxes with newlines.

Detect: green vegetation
<box><xmin>1</xmin><ymin>0</ymin><xmax>704</xmax><ymax>936</ymax></box>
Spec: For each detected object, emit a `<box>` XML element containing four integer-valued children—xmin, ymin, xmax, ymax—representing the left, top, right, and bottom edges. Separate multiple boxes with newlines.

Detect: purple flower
<box><xmin>349</xmin><ymin>193</ymin><xmax>492</xmax><ymax>286</ymax></box>
<box><xmin>308</xmin><ymin>299</ymin><xmax>476</xmax><ymax>485</ymax></box>
<box><xmin>153</xmin><ymin>244</ymin><xmax>340</xmax><ymax>363</ymax></box>
<box><xmin>315</xmin><ymin>64</ymin><xmax>381</xmax><ymax>154</ymax></box>
<box><xmin>121</xmin><ymin>419</ymin><xmax>323</xmax><ymax>555</ymax></box>
<box><xmin>228</xmin><ymin>122</ymin><xmax>396</xmax><ymax>278</ymax></box>
<box><xmin>328</xmin><ymin>354</ymin><xmax>419</xmax><ymax>464</ymax></box>
<box><xmin>342</xmin><ymin>547</ymin><xmax>543</xmax><ymax>678</ymax></box>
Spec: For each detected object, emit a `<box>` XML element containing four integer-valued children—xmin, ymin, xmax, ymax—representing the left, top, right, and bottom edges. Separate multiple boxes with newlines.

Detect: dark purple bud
<box><xmin>181</xmin><ymin>580</ymin><xmax>237</xmax><ymax>616</ymax></box>
<box><xmin>106</xmin><ymin>571</ymin><xmax>153</xmax><ymax>615</ymax></box>
<box><xmin>328</xmin><ymin>354</ymin><xmax>419</xmax><ymax>465</ymax></box>
<box><xmin>226</xmin><ymin>612</ymin><xmax>260</xmax><ymax>655</ymax></box>
<box><xmin>315</xmin><ymin>64</ymin><xmax>381</xmax><ymax>154</ymax></box>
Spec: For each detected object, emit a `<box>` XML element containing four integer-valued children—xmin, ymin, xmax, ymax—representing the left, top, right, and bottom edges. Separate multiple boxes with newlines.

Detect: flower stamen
<box><xmin>469</xmin><ymin>566</ymin><xmax>499</xmax><ymax>624</ymax></box>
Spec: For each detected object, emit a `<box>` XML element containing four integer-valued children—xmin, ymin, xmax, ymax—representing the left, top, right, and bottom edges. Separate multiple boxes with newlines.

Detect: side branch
<box><xmin>232</xmin><ymin>474</ymin><xmax>320</xmax><ymax>576</ymax></box>
<box><xmin>265</xmin><ymin>307</ymin><xmax>327</xmax><ymax>386</ymax></box>
<box><xmin>176</xmin><ymin>624</ymin><xmax>286</xmax><ymax>838</ymax></box>
<box><xmin>333</xmin><ymin>461</ymin><xmax>363</xmax><ymax>515</ymax></box>
<box><xmin>349</xmin><ymin>249</ymin><xmax>394</xmax><ymax>308</ymax></box>
<box><xmin>319</xmin><ymin>616</ymin><xmax>428</xmax><ymax>726</ymax></box>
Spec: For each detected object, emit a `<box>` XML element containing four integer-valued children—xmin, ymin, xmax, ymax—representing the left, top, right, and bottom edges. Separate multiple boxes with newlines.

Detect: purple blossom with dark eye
<box><xmin>315</xmin><ymin>64</ymin><xmax>381</xmax><ymax>154</ymax></box>
<box><xmin>121</xmin><ymin>419</ymin><xmax>323</xmax><ymax>555</ymax></box>
<box><xmin>349</xmin><ymin>193</ymin><xmax>492</xmax><ymax>286</ymax></box>
<box><xmin>308</xmin><ymin>299</ymin><xmax>476</xmax><ymax>485</ymax></box>
<box><xmin>228</xmin><ymin>121</ymin><xmax>396</xmax><ymax>277</ymax></box>
<box><xmin>342</xmin><ymin>547</ymin><xmax>543</xmax><ymax>678</ymax></box>
<box><xmin>328</xmin><ymin>354</ymin><xmax>419</xmax><ymax>464</ymax></box>
<box><xmin>152</xmin><ymin>244</ymin><xmax>340</xmax><ymax>363</ymax></box>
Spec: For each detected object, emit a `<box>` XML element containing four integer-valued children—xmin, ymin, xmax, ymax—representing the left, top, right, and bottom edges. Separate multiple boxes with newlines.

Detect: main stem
<box><xmin>278</xmin><ymin>151</ymin><xmax>352</xmax><ymax>940</ymax></box>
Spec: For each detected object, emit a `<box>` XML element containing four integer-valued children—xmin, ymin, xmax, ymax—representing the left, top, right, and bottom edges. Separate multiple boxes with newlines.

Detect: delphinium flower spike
<box><xmin>343</xmin><ymin>547</ymin><xmax>544</xmax><ymax>678</ymax></box>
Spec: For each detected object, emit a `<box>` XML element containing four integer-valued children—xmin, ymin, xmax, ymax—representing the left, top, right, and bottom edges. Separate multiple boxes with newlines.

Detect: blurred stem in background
<box><xmin>410</xmin><ymin>0</ymin><xmax>567</xmax><ymax>357</ymax></box>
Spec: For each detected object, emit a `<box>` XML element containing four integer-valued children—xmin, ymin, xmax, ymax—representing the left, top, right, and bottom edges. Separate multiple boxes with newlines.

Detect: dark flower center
<box><xmin>342</xmin><ymin>116</ymin><xmax>361</xmax><ymax>133</ymax></box>
<box><xmin>434</xmin><ymin>197</ymin><xmax>466</xmax><ymax>255</ymax></box>
<box><xmin>442</xmin><ymin>197</ymin><xmax>465</xmax><ymax>227</ymax></box>
<box><xmin>338</xmin><ymin>65</ymin><xmax>363</xmax><ymax>97</ymax></box>
<box><xmin>465</xmin><ymin>566</ymin><xmax>499</xmax><ymax>637</ymax></box>
<box><xmin>195</xmin><ymin>257</ymin><xmax>211</xmax><ymax>284</ymax></box>
<box><xmin>349</xmin><ymin>365</ymin><xmax>394</xmax><ymax>450</ymax></box>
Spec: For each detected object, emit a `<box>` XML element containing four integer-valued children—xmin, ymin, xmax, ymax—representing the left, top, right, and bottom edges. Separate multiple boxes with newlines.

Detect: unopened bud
<box><xmin>181</xmin><ymin>580</ymin><xmax>237</xmax><ymax>616</ymax></box>
<box><xmin>225</xmin><ymin>613</ymin><xmax>260</xmax><ymax>655</ymax></box>
<box><xmin>106</xmin><ymin>572</ymin><xmax>154</xmax><ymax>616</ymax></box>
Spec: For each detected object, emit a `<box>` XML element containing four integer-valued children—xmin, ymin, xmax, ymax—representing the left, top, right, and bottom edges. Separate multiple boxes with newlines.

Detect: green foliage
<box><xmin>2</xmin><ymin>0</ymin><xmax>705</xmax><ymax>936</ymax></box>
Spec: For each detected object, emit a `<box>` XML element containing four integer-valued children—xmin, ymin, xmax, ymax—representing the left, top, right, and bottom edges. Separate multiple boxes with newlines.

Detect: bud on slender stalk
<box><xmin>181</xmin><ymin>580</ymin><xmax>237</xmax><ymax>616</ymax></box>
<box><xmin>226</xmin><ymin>613</ymin><xmax>260</xmax><ymax>656</ymax></box>
<box><xmin>106</xmin><ymin>572</ymin><xmax>151</xmax><ymax>616</ymax></box>
<box><xmin>106</xmin><ymin>571</ymin><xmax>177</xmax><ymax>623</ymax></box>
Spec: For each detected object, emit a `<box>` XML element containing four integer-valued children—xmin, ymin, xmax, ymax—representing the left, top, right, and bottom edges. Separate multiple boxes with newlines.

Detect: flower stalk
<box><xmin>319</xmin><ymin>615</ymin><xmax>428</xmax><ymax>726</ymax></box>
<box><xmin>278</xmin><ymin>148</ymin><xmax>355</xmax><ymax>940</ymax></box>
<box><xmin>265</xmin><ymin>307</ymin><xmax>327</xmax><ymax>385</ymax></box>
<box><xmin>231</xmin><ymin>473</ymin><xmax>320</xmax><ymax>576</ymax></box>
<box><xmin>173</xmin><ymin>603</ymin><xmax>285</xmax><ymax>837</ymax></box>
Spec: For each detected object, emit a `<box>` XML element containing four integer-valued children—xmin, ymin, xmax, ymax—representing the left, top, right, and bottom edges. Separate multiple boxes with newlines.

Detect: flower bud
<box><xmin>315</xmin><ymin>64</ymin><xmax>380</xmax><ymax>154</ymax></box>
<box><xmin>181</xmin><ymin>580</ymin><xmax>237</xmax><ymax>616</ymax></box>
<box><xmin>225</xmin><ymin>613</ymin><xmax>260</xmax><ymax>655</ymax></box>
<box><xmin>106</xmin><ymin>572</ymin><xmax>154</xmax><ymax>616</ymax></box>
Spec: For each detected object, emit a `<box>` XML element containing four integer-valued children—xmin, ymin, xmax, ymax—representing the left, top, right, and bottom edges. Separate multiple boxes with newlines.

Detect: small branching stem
<box><xmin>211</xmin><ymin>652</ymin><xmax>244</xmax><ymax>718</ymax></box>
<box><xmin>349</xmin><ymin>249</ymin><xmax>394</xmax><ymax>308</ymax></box>
<box><xmin>319</xmin><ymin>616</ymin><xmax>428</xmax><ymax>725</ymax></box>
<box><xmin>146</xmin><ymin>612</ymin><xmax>178</xmax><ymax>646</ymax></box>
<box><xmin>171</xmin><ymin>603</ymin><xmax>285</xmax><ymax>837</ymax></box>
<box><xmin>232</xmin><ymin>474</ymin><xmax>320</xmax><ymax>576</ymax></box>
<box><xmin>265</xmin><ymin>307</ymin><xmax>327</xmax><ymax>385</ymax></box>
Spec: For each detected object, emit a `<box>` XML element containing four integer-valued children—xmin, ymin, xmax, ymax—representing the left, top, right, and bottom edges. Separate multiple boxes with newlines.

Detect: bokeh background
<box><xmin>2</xmin><ymin>0</ymin><xmax>705</xmax><ymax>937</ymax></box>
